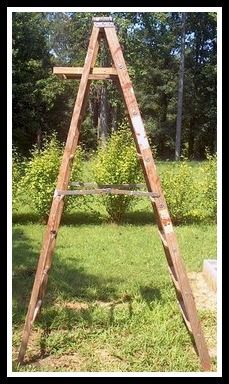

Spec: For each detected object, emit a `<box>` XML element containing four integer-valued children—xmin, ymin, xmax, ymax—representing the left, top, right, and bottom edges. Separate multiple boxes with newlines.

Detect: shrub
<box><xmin>196</xmin><ymin>154</ymin><xmax>217</xmax><ymax>220</ymax></box>
<box><xmin>160</xmin><ymin>162</ymin><xmax>194</xmax><ymax>223</ymax></box>
<box><xmin>92</xmin><ymin>123</ymin><xmax>141</xmax><ymax>222</ymax></box>
<box><xmin>17</xmin><ymin>134</ymin><xmax>84</xmax><ymax>220</ymax></box>
<box><xmin>12</xmin><ymin>147</ymin><xmax>27</xmax><ymax>211</ymax></box>
<box><xmin>160</xmin><ymin>156</ymin><xmax>217</xmax><ymax>223</ymax></box>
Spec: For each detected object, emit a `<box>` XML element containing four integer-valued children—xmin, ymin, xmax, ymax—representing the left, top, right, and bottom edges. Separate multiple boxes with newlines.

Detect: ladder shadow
<box><xmin>108</xmin><ymin>297</ymin><xmax>133</xmax><ymax>325</ymax></box>
<box><xmin>139</xmin><ymin>286</ymin><xmax>162</xmax><ymax>309</ymax></box>
<box><xmin>12</xmin><ymin>227</ymin><xmax>122</xmax><ymax>325</ymax></box>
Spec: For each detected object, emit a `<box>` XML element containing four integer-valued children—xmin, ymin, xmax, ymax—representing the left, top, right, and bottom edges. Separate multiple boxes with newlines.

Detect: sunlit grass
<box><xmin>12</xmin><ymin>216</ymin><xmax>216</xmax><ymax>372</ymax></box>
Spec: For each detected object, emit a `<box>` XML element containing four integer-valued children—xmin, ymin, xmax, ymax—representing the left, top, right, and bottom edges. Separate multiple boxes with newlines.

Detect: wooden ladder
<box><xmin>18</xmin><ymin>17</ymin><xmax>211</xmax><ymax>371</ymax></box>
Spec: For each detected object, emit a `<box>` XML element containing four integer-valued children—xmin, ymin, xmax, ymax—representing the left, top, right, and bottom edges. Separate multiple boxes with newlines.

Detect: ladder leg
<box><xmin>18</xmin><ymin>26</ymin><xmax>100</xmax><ymax>364</ymax></box>
<box><xmin>105</xmin><ymin>26</ymin><xmax>211</xmax><ymax>371</ymax></box>
<box><xmin>18</xmin><ymin>196</ymin><xmax>64</xmax><ymax>363</ymax></box>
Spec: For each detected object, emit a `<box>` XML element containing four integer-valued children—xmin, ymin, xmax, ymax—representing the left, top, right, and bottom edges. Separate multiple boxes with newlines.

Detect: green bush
<box><xmin>160</xmin><ymin>156</ymin><xmax>217</xmax><ymax>223</ymax></box>
<box><xmin>12</xmin><ymin>147</ymin><xmax>27</xmax><ymax>211</ymax></box>
<box><xmin>92</xmin><ymin>123</ymin><xmax>141</xmax><ymax>222</ymax></box>
<box><xmin>160</xmin><ymin>162</ymin><xmax>194</xmax><ymax>223</ymax></box>
<box><xmin>195</xmin><ymin>154</ymin><xmax>217</xmax><ymax>220</ymax></box>
<box><xmin>17</xmin><ymin>134</ymin><xmax>84</xmax><ymax>220</ymax></box>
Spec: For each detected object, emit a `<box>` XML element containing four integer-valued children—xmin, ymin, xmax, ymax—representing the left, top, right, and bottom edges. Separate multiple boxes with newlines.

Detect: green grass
<box><xmin>12</xmin><ymin>213</ymin><xmax>217</xmax><ymax>372</ymax></box>
<box><xmin>12</xmin><ymin>159</ymin><xmax>217</xmax><ymax>372</ymax></box>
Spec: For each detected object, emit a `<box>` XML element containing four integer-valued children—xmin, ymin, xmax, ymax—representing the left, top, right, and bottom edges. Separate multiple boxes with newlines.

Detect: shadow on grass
<box><xmin>13</xmin><ymin>209</ymin><xmax>215</xmax><ymax>227</ymax></box>
<box><xmin>12</xmin><ymin>211</ymin><xmax>105</xmax><ymax>226</ymax></box>
<box><xmin>13</xmin><ymin>211</ymin><xmax>42</xmax><ymax>225</ymax></box>
<box><xmin>13</xmin><ymin>210</ymin><xmax>156</xmax><ymax>226</ymax></box>
<box><xmin>121</xmin><ymin>211</ymin><xmax>155</xmax><ymax>225</ymax></box>
<box><xmin>12</xmin><ymin>227</ymin><xmax>123</xmax><ymax>327</ymax></box>
<box><xmin>139</xmin><ymin>286</ymin><xmax>162</xmax><ymax>309</ymax></box>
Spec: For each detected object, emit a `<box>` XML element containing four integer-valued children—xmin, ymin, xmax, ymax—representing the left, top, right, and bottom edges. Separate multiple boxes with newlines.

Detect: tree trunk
<box><xmin>99</xmin><ymin>84</ymin><xmax>108</xmax><ymax>145</ymax></box>
<box><xmin>98</xmin><ymin>41</ymin><xmax>109</xmax><ymax>146</ymax></box>
<box><xmin>111</xmin><ymin>104</ymin><xmax>118</xmax><ymax>132</ymax></box>
<box><xmin>175</xmin><ymin>12</ymin><xmax>186</xmax><ymax>161</ymax></box>
<box><xmin>188</xmin><ymin>118</ymin><xmax>195</xmax><ymax>159</ymax></box>
<box><xmin>37</xmin><ymin>127</ymin><xmax>42</xmax><ymax>152</ymax></box>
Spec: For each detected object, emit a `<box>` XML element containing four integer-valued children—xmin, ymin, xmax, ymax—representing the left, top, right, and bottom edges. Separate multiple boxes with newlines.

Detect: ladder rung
<box><xmin>53</xmin><ymin>67</ymin><xmax>118</xmax><ymax>80</ymax></box>
<box><xmin>158</xmin><ymin>229</ymin><xmax>168</xmax><ymax>248</ymax></box>
<box><xmin>178</xmin><ymin>300</ymin><xmax>192</xmax><ymax>333</ymax></box>
<box><xmin>170</xmin><ymin>272</ymin><xmax>181</xmax><ymax>294</ymax></box>
<box><xmin>31</xmin><ymin>300</ymin><xmax>42</xmax><ymax>323</ymax></box>
<box><xmin>168</xmin><ymin>268</ymin><xmax>192</xmax><ymax>333</ymax></box>
<box><xmin>56</xmin><ymin>188</ymin><xmax>160</xmax><ymax>198</ymax></box>
<box><xmin>168</xmin><ymin>265</ymin><xmax>180</xmax><ymax>292</ymax></box>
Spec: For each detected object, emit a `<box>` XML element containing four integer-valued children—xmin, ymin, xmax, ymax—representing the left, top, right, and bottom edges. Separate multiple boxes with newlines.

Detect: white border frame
<box><xmin>7</xmin><ymin>6</ymin><xmax>222</xmax><ymax>378</ymax></box>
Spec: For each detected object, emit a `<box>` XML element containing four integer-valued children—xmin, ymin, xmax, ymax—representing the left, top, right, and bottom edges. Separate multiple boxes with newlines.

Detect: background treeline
<box><xmin>12</xmin><ymin>12</ymin><xmax>217</xmax><ymax>159</ymax></box>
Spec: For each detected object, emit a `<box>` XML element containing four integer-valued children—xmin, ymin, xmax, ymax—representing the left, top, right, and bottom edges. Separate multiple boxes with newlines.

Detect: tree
<box><xmin>12</xmin><ymin>12</ymin><xmax>69</xmax><ymax>154</ymax></box>
<box><xmin>182</xmin><ymin>12</ymin><xmax>217</xmax><ymax>158</ymax></box>
<box><xmin>175</xmin><ymin>12</ymin><xmax>186</xmax><ymax>160</ymax></box>
<box><xmin>12</xmin><ymin>12</ymin><xmax>217</xmax><ymax>159</ymax></box>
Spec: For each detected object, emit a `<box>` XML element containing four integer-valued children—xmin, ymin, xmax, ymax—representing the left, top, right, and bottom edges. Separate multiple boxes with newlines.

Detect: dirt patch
<box><xmin>12</xmin><ymin>329</ymin><xmax>87</xmax><ymax>371</ymax></box>
<box><xmin>55</xmin><ymin>301</ymin><xmax>89</xmax><ymax>310</ymax></box>
<box><xmin>13</xmin><ymin>277</ymin><xmax>217</xmax><ymax>371</ymax></box>
<box><xmin>188</xmin><ymin>272</ymin><xmax>217</xmax><ymax>359</ymax></box>
<box><xmin>33</xmin><ymin>352</ymin><xmax>86</xmax><ymax>371</ymax></box>
<box><xmin>188</xmin><ymin>272</ymin><xmax>216</xmax><ymax>311</ymax></box>
<box><xmin>95</xmin><ymin>348</ymin><xmax>123</xmax><ymax>364</ymax></box>
<box><xmin>54</xmin><ymin>299</ymin><xmax>130</xmax><ymax>311</ymax></box>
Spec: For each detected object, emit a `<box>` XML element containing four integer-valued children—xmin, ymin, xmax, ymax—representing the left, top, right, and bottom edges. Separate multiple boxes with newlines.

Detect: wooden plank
<box><xmin>104</xmin><ymin>25</ymin><xmax>211</xmax><ymax>371</ymax></box>
<box><xmin>168</xmin><ymin>265</ymin><xmax>180</xmax><ymax>292</ymax></box>
<box><xmin>92</xmin><ymin>16</ymin><xmax>113</xmax><ymax>22</ymax></box>
<box><xmin>56</xmin><ymin>188</ymin><xmax>159</xmax><ymax>198</ymax></box>
<box><xmin>53</xmin><ymin>67</ymin><xmax>117</xmax><ymax>80</ymax></box>
<box><xmin>178</xmin><ymin>301</ymin><xmax>192</xmax><ymax>333</ymax></box>
<box><xmin>158</xmin><ymin>229</ymin><xmax>168</xmax><ymax>248</ymax></box>
<box><xmin>94</xmin><ymin>21</ymin><xmax>114</xmax><ymax>28</ymax></box>
<box><xmin>92</xmin><ymin>17</ymin><xmax>114</xmax><ymax>28</ymax></box>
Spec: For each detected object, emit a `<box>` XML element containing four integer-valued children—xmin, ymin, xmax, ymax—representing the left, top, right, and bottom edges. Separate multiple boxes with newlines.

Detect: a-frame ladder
<box><xmin>18</xmin><ymin>17</ymin><xmax>211</xmax><ymax>371</ymax></box>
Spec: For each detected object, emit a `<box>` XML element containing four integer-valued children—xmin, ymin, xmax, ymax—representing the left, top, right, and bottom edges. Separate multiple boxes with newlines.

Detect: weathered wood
<box><xmin>53</xmin><ymin>67</ymin><xmax>117</xmax><ymax>80</ymax></box>
<box><xmin>104</xmin><ymin>25</ymin><xmax>211</xmax><ymax>371</ymax></box>
<box><xmin>56</xmin><ymin>188</ymin><xmax>159</xmax><ymax>198</ymax></box>
<box><xmin>168</xmin><ymin>265</ymin><xmax>180</xmax><ymax>292</ymax></box>
<box><xmin>93</xmin><ymin>17</ymin><xmax>114</xmax><ymax>28</ymax></box>
<box><xmin>19</xmin><ymin>18</ymin><xmax>211</xmax><ymax>371</ymax></box>
<box><xmin>92</xmin><ymin>16</ymin><xmax>113</xmax><ymax>22</ymax></box>
<box><xmin>158</xmin><ymin>229</ymin><xmax>168</xmax><ymax>248</ymax></box>
<box><xmin>178</xmin><ymin>301</ymin><xmax>192</xmax><ymax>333</ymax></box>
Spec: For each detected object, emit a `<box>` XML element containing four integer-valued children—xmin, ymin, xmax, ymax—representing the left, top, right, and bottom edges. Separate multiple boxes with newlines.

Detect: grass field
<box><xmin>12</xmin><ymin>214</ymin><xmax>217</xmax><ymax>372</ymax></box>
<box><xmin>12</xmin><ymin>160</ymin><xmax>217</xmax><ymax>372</ymax></box>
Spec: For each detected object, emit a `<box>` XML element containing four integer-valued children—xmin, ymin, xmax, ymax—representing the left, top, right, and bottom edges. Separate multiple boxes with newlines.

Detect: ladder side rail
<box><xmin>104</xmin><ymin>25</ymin><xmax>211</xmax><ymax>371</ymax></box>
<box><xmin>18</xmin><ymin>26</ymin><xmax>100</xmax><ymax>364</ymax></box>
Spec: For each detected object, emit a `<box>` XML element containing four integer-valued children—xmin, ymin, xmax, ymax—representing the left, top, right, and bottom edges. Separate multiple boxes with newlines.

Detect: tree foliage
<box><xmin>12</xmin><ymin>11</ymin><xmax>217</xmax><ymax>159</ymax></box>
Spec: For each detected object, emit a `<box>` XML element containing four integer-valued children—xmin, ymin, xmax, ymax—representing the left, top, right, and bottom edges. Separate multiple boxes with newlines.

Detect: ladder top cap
<box><xmin>92</xmin><ymin>16</ymin><xmax>113</xmax><ymax>22</ymax></box>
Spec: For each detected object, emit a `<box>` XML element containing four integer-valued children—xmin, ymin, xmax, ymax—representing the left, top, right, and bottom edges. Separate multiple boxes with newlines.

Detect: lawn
<box><xmin>12</xmin><ymin>199</ymin><xmax>217</xmax><ymax>372</ymax></box>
